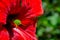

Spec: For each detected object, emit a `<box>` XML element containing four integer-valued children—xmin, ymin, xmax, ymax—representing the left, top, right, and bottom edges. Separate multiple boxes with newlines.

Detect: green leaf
<box><xmin>47</xmin><ymin>13</ymin><xmax>58</xmax><ymax>26</ymax></box>
<box><xmin>37</xmin><ymin>28</ymin><xmax>45</xmax><ymax>36</ymax></box>
<box><xmin>45</xmin><ymin>26</ymin><xmax>53</xmax><ymax>32</ymax></box>
<box><xmin>56</xmin><ymin>7</ymin><xmax>60</xmax><ymax>12</ymax></box>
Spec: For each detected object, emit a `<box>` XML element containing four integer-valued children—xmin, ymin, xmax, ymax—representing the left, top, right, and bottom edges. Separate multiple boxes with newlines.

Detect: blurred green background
<box><xmin>36</xmin><ymin>0</ymin><xmax>60</xmax><ymax>40</ymax></box>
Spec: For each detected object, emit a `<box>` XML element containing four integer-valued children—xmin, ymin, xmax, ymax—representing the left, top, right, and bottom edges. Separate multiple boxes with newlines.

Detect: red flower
<box><xmin>0</xmin><ymin>0</ymin><xmax>43</xmax><ymax>40</ymax></box>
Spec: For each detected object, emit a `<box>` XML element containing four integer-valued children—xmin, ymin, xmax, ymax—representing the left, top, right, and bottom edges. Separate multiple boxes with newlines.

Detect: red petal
<box><xmin>17</xmin><ymin>0</ymin><xmax>43</xmax><ymax>20</ymax></box>
<box><xmin>1</xmin><ymin>0</ymin><xmax>11</xmax><ymax>11</ymax></box>
<box><xmin>0</xmin><ymin>2</ymin><xmax>8</xmax><ymax>24</ymax></box>
<box><xmin>0</xmin><ymin>28</ymin><xmax>9</xmax><ymax>40</ymax></box>
<box><xmin>21</xmin><ymin>18</ymin><xmax>33</xmax><ymax>26</ymax></box>
<box><xmin>12</xmin><ymin>28</ymin><xmax>37</xmax><ymax>40</ymax></box>
<box><xmin>24</xmin><ymin>0</ymin><xmax>43</xmax><ymax>18</ymax></box>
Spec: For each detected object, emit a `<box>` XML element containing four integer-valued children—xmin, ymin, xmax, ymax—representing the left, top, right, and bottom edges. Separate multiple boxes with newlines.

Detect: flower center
<box><xmin>13</xmin><ymin>19</ymin><xmax>21</xmax><ymax>28</ymax></box>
